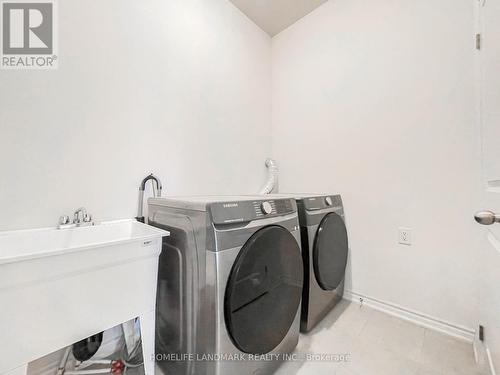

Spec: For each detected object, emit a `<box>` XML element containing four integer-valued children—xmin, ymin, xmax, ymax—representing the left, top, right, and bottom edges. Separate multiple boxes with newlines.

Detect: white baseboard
<box><xmin>344</xmin><ymin>290</ymin><xmax>475</xmax><ymax>343</ymax></box>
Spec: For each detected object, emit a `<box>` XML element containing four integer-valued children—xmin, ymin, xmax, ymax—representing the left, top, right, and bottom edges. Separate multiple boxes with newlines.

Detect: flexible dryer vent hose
<box><xmin>259</xmin><ymin>158</ymin><xmax>279</xmax><ymax>195</ymax></box>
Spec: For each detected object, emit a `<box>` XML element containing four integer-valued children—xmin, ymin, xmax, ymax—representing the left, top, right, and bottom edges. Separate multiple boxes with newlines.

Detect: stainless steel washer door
<box><xmin>313</xmin><ymin>213</ymin><xmax>349</xmax><ymax>291</ymax></box>
<box><xmin>224</xmin><ymin>225</ymin><xmax>303</xmax><ymax>355</ymax></box>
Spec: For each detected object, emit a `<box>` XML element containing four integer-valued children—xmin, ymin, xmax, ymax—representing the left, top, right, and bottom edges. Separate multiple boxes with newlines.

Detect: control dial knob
<box><xmin>325</xmin><ymin>197</ymin><xmax>333</xmax><ymax>206</ymax></box>
<box><xmin>261</xmin><ymin>201</ymin><xmax>273</xmax><ymax>215</ymax></box>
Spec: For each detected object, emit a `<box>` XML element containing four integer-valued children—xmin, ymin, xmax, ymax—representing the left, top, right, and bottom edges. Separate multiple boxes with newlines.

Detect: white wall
<box><xmin>0</xmin><ymin>0</ymin><xmax>271</xmax><ymax>231</ymax></box>
<box><xmin>0</xmin><ymin>0</ymin><xmax>485</xmax><ymax>335</ymax></box>
<box><xmin>272</xmin><ymin>0</ymin><xmax>481</xmax><ymax>330</ymax></box>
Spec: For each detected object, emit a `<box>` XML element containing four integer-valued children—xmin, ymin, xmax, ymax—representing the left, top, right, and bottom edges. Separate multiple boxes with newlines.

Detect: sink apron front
<box><xmin>0</xmin><ymin>235</ymin><xmax>162</xmax><ymax>375</ymax></box>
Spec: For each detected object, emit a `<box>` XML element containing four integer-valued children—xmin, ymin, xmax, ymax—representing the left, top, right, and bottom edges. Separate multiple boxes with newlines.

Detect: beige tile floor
<box><xmin>275</xmin><ymin>300</ymin><xmax>484</xmax><ymax>375</ymax></box>
<box><xmin>154</xmin><ymin>299</ymin><xmax>484</xmax><ymax>375</ymax></box>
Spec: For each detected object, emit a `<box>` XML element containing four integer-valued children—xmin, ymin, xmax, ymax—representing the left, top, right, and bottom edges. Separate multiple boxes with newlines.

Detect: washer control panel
<box><xmin>210</xmin><ymin>199</ymin><xmax>295</xmax><ymax>224</ymax></box>
<box><xmin>325</xmin><ymin>196</ymin><xmax>333</xmax><ymax>206</ymax></box>
<box><xmin>301</xmin><ymin>195</ymin><xmax>342</xmax><ymax>211</ymax></box>
<box><xmin>260</xmin><ymin>201</ymin><xmax>273</xmax><ymax>215</ymax></box>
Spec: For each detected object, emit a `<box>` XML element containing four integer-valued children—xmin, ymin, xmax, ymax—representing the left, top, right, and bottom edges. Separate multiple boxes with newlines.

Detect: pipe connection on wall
<box><xmin>259</xmin><ymin>158</ymin><xmax>279</xmax><ymax>194</ymax></box>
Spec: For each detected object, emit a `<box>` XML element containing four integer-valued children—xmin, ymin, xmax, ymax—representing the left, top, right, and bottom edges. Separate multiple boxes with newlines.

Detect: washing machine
<box><xmin>148</xmin><ymin>196</ymin><xmax>304</xmax><ymax>375</ymax></box>
<box><xmin>269</xmin><ymin>194</ymin><xmax>349</xmax><ymax>332</ymax></box>
<box><xmin>295</xmin><ymin>194</ymin><xmax>349</xmax><ymax>332</ymax></box>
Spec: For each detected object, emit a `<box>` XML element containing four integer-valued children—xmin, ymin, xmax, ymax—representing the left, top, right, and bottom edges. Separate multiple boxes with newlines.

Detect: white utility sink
<box><xmin>0</xmin><ymin>219</ymin><xmax>168</xmax><ymax>375</ymax></box>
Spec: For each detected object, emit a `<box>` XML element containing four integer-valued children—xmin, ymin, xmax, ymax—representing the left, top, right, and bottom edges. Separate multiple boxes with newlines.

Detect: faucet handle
<box><xmin>84</xmin><ymin>213</ymin><xmax>93</xmax><ymax>223</ymax></box>
<box><xmin>59</xmin><ymin>215</ymin><xmax>70</xmax><ymax>225</ymax></box>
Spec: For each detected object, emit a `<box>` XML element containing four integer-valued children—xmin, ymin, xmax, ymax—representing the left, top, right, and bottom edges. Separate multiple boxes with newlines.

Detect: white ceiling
<box><xmin>229</xmin><ymin>0</ymin><xmax>329</xmax><ymax>37</ymax></box>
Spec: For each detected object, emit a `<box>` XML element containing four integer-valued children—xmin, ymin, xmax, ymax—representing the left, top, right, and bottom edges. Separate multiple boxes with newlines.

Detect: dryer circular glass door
<box><xmin>224</xmin><ymin>225</ymin><xmax>303</xmax><ymax>354</ymax></box>
<box><xmin>313</xmin><ymin>212</ymin><xmax>349</xmax><ymax>291</ymax></box>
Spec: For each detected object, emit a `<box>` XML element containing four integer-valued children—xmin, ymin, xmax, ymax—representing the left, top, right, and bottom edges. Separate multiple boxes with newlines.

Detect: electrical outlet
<box><xmin>399</xmin><ymin>227</ymin><xmax>412</xmax><ymax>245</ymax></box>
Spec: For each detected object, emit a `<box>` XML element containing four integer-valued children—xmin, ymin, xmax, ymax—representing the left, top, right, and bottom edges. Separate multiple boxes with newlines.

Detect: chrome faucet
<box><xmin>74</xmin><ymin>207</ymin><xmax>93</xmax><ymax>226</ymax></box>
<box><xmin>136</xmin><ymin>173</ymin><xmax>163</xmax><ymax>223</ymax></box>
<box><xmin>58</xmin><ymin>207</ymin><xmax>94</xmax><ymax>229</ymax></box>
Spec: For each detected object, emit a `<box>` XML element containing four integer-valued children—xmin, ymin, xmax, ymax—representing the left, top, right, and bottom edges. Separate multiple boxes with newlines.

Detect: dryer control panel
<box><xmin>209</xmin><ymin>199</ymin><xmax>296</xmax><ymax>225</ymax></box>
<box><xmin>301</xmin><ymin>195</ymin><xmax>343</xmax><ymax>211</ymax></box>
